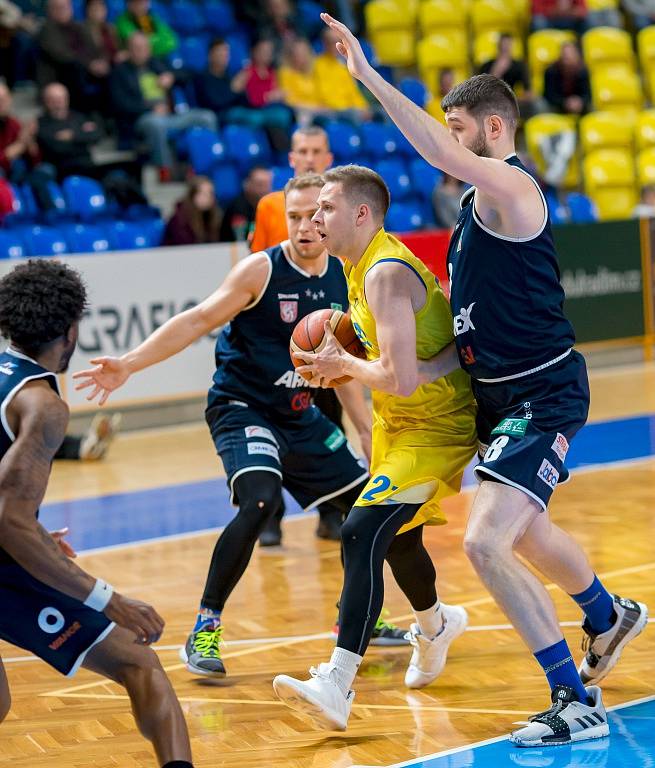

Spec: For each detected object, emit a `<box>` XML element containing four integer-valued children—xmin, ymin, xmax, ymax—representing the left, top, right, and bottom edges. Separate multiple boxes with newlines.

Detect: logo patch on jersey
<box><xmin>330</xmin><ymin>302</ymin><xmax>343</xmax><ymax>311</ymax></box>
<box><xmin>551</xmin><ymin>433</ymin><xmax>569</xmax><ymax>462</ymax></box>
<box><xmin>275</xmin><ymin>370</ymin><xmax>314</xmax><ymax>389</ymax></box>
<box><xmin>0</xmin><ymin>364</ymin><xmax>16</xmax><ymax>376</ymax></box>
<box><xmin>247</xmin><ymin>442</ymin><xmax>279</xmax><ymax>459</ymax></box>
<box><xmin>453</xmin><ymin>302</ymin><xmax>476</xmax><ymax>336</ymax></box>
<box><xmin>245</xmin><ymin>426</ymin><xmax>278</xmax><ymax>446</ymax></box>
<box><xmin>278</xmin><ymin>293</ymin><xmax>299</xmax><ymax>299</ymax></box>
<box><xmin>279</xmin><ymin>300</ymin><xmax>298</xmax><ymax>323</ymax></box>
<box><xmin>491</xmin><ymin>418</ymin><xmax>528</xmax><ymax>437</ymax></box>
<box><xmin>324</xmin><ymin>428</ymin><xmax>346</xmax><ymax>452</ymax></box>
<box><xmin>537</xmin><ymin>459</ymin><xmax>559</xmax><ymax>489</ymax></box>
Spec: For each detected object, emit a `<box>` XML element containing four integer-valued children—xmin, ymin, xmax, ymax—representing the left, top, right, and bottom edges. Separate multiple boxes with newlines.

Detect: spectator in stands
<box><xmin>115</xmin><ymin>0</ymin><xmax>176</xmax><ymax>59</ymax></box>
<box><xmin>432</xmin><ymin>174</ymin><xmax>465</xmax><ymax>229</ymax></box>
<box><xmin>110</xmin><ymin>32</ymin><xmax>216</xmax><ymax>182</ymax></box>
<box><xmin>0</xmin><ymin>81</ymin><xmax>39</xmax><ymax>180</ymax></box>
<box><xmin>279</xmin><ymin>38</ymin><xmax>326</xmax><ymax>125</ymax></box>
<box><xmin>544</xmin><ymin>41</ymin><xmax>591</xmax><ymax>116</ymax></box>
<box><xmin>194</xmin><ymin>38</ymin><xmax>249</xmax><ymax>121</ymax></box>
<box><xmin>163</xmin><ymin>176</ymin><xmax>223</xmax><ymax>246</ymax></box>
<box><xmin>36</xmin><ymin>81</ymin><xmax>103</xmax><ymax>179</ymax></box>
<box><xmin>531</xmin><ymin>0</ymin><xmax>588</xmax><ymax>34</ymax></box>
<box><xmin>314</xmin><ymin>25</ymin><xmax>370</xmax><ymax>121</ymax></box>
<box><xmin>438</xmin><ymin>67</ymin><xmax>455</xmax><ymax>99</ymax></box>
<box><xmin>220</xmin><ymin>164</ymin><xmax>272</xmax><ymax>242</ymax></box>
<box><xmin>622</xmin><ymin>0</ymin><xmax>655</xmax><ymax>31</ymax></box>
<box><xmin>36</xmin><ymin>0</ymin><xmax>110</xmax><ymax>112</ymax></box>
<box><xmin>257</xmin><ymin>0</ymin><xmax>306</xmax><ymax>62</ymax></box>
<box><xmin>633</xmin><ymin>185</ymin><xmax>655</xmax><ymax>217</ymax></box>
<box><xmin>0</xmin><ymin>0</ymin><xmax>40</xmax><ymax>86</ymax></box>
<box><xmin>478</xmin><ymin>34</ymin><xmax>536</xmax><ymax>116</ymax></box>
<box><xmin>83</xmin><ymin>0</ymin><xmax>122</xmax><ymax>66</ymax></box>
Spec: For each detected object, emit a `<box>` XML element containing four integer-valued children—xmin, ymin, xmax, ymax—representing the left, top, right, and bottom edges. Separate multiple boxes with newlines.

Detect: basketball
<box><xmin>289</xmin><ymin>308</ymin><xmax>366</xmax><ymax>387</ymax></box>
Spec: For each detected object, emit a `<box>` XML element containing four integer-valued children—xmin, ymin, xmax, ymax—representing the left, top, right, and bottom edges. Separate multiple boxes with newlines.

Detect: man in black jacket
<box><xmin>110</xmin><ymin>32</ymin><xmax>216</xmax><ymax>181</ymax></box>
<box><xmin>544</xmin><ymin>41</ymin><xmax>591</xmax><ymax>116</ymax></box>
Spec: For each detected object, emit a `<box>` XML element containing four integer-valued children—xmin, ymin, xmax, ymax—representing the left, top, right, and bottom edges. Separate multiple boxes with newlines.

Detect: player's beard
<box><xmin>468</xmin><ymin>126</ymin><xmax>490</xmax><ymax>158</ymax></box>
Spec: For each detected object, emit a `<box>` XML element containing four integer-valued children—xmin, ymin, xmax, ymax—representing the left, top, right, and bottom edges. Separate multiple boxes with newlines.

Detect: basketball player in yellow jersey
<box><xmin>273</xmin><ymin>165</ymin><xmax>478</xmax><ymax>731</ymax></box>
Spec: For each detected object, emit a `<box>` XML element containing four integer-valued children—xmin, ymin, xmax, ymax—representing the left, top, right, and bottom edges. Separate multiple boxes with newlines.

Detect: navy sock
<box><xmin>534</xmin><ymin>638</ymin><xmax>588</xmax><ymax>703</ymax></box>
<box><xmin>570</xmin><ymin>575</ymin><xmax>615</xmax><ymax>634</ymax></box>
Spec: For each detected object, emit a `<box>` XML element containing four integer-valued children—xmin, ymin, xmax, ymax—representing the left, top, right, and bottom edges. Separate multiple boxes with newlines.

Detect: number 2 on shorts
<box><xmin>361</xmin><ymin>474</ymin><xmax>392</xmax><ymax>502</ymax></box>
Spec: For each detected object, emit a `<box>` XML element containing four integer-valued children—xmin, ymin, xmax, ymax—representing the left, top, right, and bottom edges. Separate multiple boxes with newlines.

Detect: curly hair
<box><xmin>0</xmin><ymin>259</ymin><xmax>87</xmax><ymax>356</ymax></box>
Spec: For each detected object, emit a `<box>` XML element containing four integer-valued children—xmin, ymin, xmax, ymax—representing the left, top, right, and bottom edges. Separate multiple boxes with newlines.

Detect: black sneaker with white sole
<box><xmin>579</xmin><ymin>595</ymin><xmax>648</xmax><ymax>685</ymax></box>
<box><xmin>510</xmin><ymin>685</ymin><xmax>609</xmax><ymax>747</ymax></box>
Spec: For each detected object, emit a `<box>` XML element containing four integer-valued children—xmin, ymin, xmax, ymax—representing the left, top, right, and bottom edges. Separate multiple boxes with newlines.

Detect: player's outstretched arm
<box><xmin>73</xmin><ymin>252</ymin><xmax>272</xmax><ymax>404</ymax></box>
<box><xmin>0</xmin><ymin>383</ymin><xmax>164</xmax><ymax>644</ymax></box>
<box><xmin>320</xmin><ymin>13</ymin><xmax>529</xmax><ymax>201</ymax></box>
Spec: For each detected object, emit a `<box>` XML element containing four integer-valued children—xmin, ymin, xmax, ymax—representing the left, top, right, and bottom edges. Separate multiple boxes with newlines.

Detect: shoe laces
<box><xmin>374</xmin><ymin>608</ymin><xmax>398</xmax><ymax>632</ymax></box>
<box><xmin>309</xmin><ymin>663</ymin><xmax>337</xmax><ymax>682</ymax></box>
<box><xmin>193</xmin><ymin>626</ymin><xmax>223</xmax><ymax>658</ymax></box>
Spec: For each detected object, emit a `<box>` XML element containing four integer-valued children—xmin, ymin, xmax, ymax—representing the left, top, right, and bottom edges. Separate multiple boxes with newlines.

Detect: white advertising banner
<box><xmin>0</xmin><ymin>243</ymin><xmax>246</xmax><ymax>409</ymax></box>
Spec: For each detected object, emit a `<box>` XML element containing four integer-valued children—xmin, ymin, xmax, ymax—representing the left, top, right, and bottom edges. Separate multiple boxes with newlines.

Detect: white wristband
<box><xmin>83</xmin><ymin>579</ymin><xmax>114</xmax><ymax>612</ymax></box>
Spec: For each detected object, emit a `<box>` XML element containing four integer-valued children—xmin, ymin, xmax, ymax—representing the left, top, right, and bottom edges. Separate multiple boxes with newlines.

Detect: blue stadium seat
<box><xmin>297</xmin><ymin>0</ymin><xmax>324</xmax><ymax>37</ymax></box>
<box><xmin>385</xmin><ymin>201</ymin><xmax>425</xmax><ymax>233</ymax></box>
<box><xmin>226</xmin><ymin>33</ymin><xmax>250</xmax><ymax>75</ymax></box>
<box><xmin>360</xmin><ymin>123</ymin><xmax>399</xmax><ymax>159</ymax></box>
<box><xmin>271</xmin><ymin>166</ymin><xmax>294</xmax><ymax>191</ymax></box>
<box><xmin>45</xmin><ymin>181</ymin><xmax>67</xmax><ymax>216</ymax></box>
<box><xmin>7</xmin><ymin>184</ymin><xmax>25</xmax><ymax>219</ymax></box>
<box><xmin>62</xmin><ymin>224</ymin><xmax>113</xmax><ymax>254</ymax></box>
<box><xmin>324</xmin><ymin>122</ymin><xmax>362</xmax><ymax>163</ymax></box>
<box><xmin>410</xmin><ymin>157</ymin><xmax>443</xmax><ymax>201</ymax></box>
<box><xmin>110</xmin><ymin>221</ymin><xmax>150</xmax><ymax>250</ymax></box>
<box><xmin>142</xmin><ymin>218</ymin><xmax>165</xmax><ymax>247</ymax></box>
<box><xmin>204</xmin><ymin>0</ymin><xmax>238</xmax><ymax>35</ymax></box>
<box><xmin>22</xmin><ymin>225</ymin><xmax>69</xmax><ymax>256</ymax></box>
<box><xmin>106</xmin><ymin>0</ymin><xmax>124</xmax><ymax>21</ymax></box>
<box><xmin>150</xmin><ymin>1</ymin><xmax>171</xmax><ymax>23</ymax></box>
<box><xmin>388</xmin><ymin>125</ymin><xmax>416</xmax><ymax>158</ymax></box>
<box><xmin>178</xmin><ymin>36</ymin><xmax>209</xmax><ymax>73</ymax></box>
<box><xmin>545</xmin><ymin>191</ymin><xmax>568</xmax><ymax>226</ymax></box>
<box><xmin>0</xmin><ymin>231</ymin><xmax>26</xmax><ymax>259</ymax></box>
<box><xmin>63</xmin><ymin>176</ymin><xmax>107</xmax><ymax>221</ymax></box>
<box><xmin>399</xmin><ymin>77</ymin><xmax>429</xmax><ymax>108</ymax></box>
<box><xmin>376</xmin><ymin>158</ymin><xmax>412</xmax><ymax>201</ymax></box>
<box><xmin>169</xmin><ymin>0</ymin><xmax>204</xmax><ymax>35</ymax></box>
<box><xmin>222</xmin><ymin>125</ymin><xmax>271</xmax><ymax>170</ymax></box>
<box><xmin>567</xmin><ymin>192</ymin><xmax>598</xmax><ymax>223</ymax></box>
<box><xmin>212</xmin><ymin>164</ymin><xmax>241</xmax><ymax>206</ymax></box>
<box><xmin>188</xmin><ymin>128</ymin><xmax>225</xmax><ymax>175</ymax></box>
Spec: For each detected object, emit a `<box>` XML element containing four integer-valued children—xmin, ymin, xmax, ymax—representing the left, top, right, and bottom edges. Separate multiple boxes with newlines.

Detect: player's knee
<box><xmin>463</xmin><ymin>530</ymin><xmax>499</xmax><ymax>571</ymax></box>
<box><xmin>114</xmin><ymin>647</ymin><xmax>165</xmax><ymax>692</ymax></box>
<box><xmin>234</xmin><ymin>472</ymin><xmax>282</xmax><ymax>521</ymax></box>
<box><xmin>340</xmin><ymin>507</ymin><xmax>372</xmax><ymax>552</ymax></box>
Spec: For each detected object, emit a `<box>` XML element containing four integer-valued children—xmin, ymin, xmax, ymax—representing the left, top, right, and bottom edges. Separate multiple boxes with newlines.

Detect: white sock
<box><xmin>414</xmin><ymin>601</ymin><xmax>444</xmax><ymax>640</ymax></box>
<box><xmin>329</xmin><ymin>647</ymin><xmax>362</xmax><ymax>695</ymax></box>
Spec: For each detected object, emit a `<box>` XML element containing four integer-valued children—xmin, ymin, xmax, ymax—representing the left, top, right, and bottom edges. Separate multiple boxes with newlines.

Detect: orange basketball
<box><xmin>290</xmin><ymin>309</ymin><xmax>366</xmax><ymax>387</ymax></box>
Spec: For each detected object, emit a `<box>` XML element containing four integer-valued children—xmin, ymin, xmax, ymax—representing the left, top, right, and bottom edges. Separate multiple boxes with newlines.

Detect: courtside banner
<box><xmin>0</xmin><ymin>243</ymin><xmax>245</xmax><ymax>409</ymax></box>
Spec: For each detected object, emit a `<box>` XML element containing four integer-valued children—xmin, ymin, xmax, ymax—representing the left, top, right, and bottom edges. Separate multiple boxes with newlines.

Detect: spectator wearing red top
<box><xmin>531</xmin><ymin>0</ymin><xmax>620</xmax><ymax>32</ymax></box>
<box><xmin>0</xmin><ymin>82</ymin><xmax>39</xmax><ymax>179</ymax></box>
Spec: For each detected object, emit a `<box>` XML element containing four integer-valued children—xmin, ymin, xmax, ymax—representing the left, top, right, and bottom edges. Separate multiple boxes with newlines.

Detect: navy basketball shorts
<box><xmin>206</xmin><ymin>401</ymin><xmax>369</xmax><ymax>510</ymax></box>
<box><xmin>0</xmin><ymin>561</ymin><xmax>114</xmax><ymax>676</ymax></box>
<box><xmin>471</xmin><ymin>350</ymin><xmax>590</xmax><ymax>510</ymax></box>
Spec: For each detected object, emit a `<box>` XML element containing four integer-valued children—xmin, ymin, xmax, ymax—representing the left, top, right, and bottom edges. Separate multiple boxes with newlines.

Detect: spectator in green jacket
<box><xmin>115</xmin><ymin>0</ymin><xmax>176</xmax><ymax>59</ymax></box>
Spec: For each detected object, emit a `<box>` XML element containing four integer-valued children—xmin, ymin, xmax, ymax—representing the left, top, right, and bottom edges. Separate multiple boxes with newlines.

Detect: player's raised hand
<box><xmin>320</xmin><ymin>12</ymin><xmax>371</xmax><ymax>81</ymax></box>
<box><xmin>104</xmin><ymin>593</ymin><xmax>165</xmax><ymax>645</ymax></box>
<box><xmin>72</xmin><ymin>357</ymin><xmax>130</xmax><ymax>405</ymax></box>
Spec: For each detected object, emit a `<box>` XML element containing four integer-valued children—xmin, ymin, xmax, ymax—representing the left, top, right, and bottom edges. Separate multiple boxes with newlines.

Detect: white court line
<box><xmin>371</xmin><ymin>694</ymin><xmax>655</xmax><ymax>768</ymax></box>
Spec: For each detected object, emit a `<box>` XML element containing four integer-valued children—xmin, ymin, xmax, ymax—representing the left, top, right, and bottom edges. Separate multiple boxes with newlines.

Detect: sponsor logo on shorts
<box><xmin>523</xmin><ymin>401</ymin><xmax>533</xmax><ymax>420</ymax></box>
<box><xmin>551</xmin><ymin>433</ymin><xmax>569</xmax><ymax>462</ymax></box>
<box><xmin>324</xmin><ymin>428</ymin><xmax>346</xmax><ymax>452</ymax></box>
<box><xmin>247</xmin><ymin>442</ymin><xmax>279</xmax><ymax>459</ymax></box>
<box><xmin>245</xmin><ymin>426</ymin><xmax>278</xmax><ymax>445</ymax></box>
<box><xmin>48</xmin><ymin>621</ymin><xmax>82</xmax><ymax>650</ymax></box>
<box><xmin>491</xmin><ymin>418</ymin><xmax>529</xmax><ymax>437</ymax></box>
<box><xmin>453</xmin><ymin>302</ymin><xmax>476</xmax><ymax>336</ymax></box>
<box><xmin>537</xmin><ymin>459</ymin><xmax>559</xmax><ymax>489</ymax></box>
<box><xmin>330</xmin><ymin>302</ymin><xmax>343</xmax><ymax>311</ymax></box>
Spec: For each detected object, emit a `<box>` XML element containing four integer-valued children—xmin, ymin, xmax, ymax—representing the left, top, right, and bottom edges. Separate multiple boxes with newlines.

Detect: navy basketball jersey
<box><xmin>0</xmin><ymin>347</ymin><xmax>60</xmax><ymax>564</ymax></box>
<box><xmin>446</xmin><ymin>154</ymin><xmax>575</xmax><ymax>381</ymax></box>
<box><xmin>208</xmin><ymin>243</ymin><xmax>349</xmax><ymax>417</ymax></box>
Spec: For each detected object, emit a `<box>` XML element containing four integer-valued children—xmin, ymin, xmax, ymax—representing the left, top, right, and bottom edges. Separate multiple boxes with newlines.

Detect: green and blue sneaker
<box><xmin>180</xmin><ymin>626</ymin><xmax>226</xmax><ymax>677</ymax></box>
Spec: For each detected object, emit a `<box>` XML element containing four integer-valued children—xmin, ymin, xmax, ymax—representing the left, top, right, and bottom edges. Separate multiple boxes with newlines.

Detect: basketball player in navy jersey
<box><xmin>0</xmin><ymin>260</ymin><xmax>194</xmax><ymax>768</ymax></box>
<box><xmin>321</xmin><ymin>14</ymin><xmax>648</xmax><ymax>747</ymax></box>
<box><xmin>74</xmin><ymin>175</ymin><xmax>408</xmax><ymax>679</ymax></box>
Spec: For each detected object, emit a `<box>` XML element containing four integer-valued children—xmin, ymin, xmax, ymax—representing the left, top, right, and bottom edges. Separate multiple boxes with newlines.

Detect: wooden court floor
<box><xmin>1</xmin><ymin>364</ymin><xmax>654</xmax><ymax>767</ymax></box>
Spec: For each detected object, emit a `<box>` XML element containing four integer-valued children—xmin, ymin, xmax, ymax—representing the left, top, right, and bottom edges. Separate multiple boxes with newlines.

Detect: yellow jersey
<box><xmin>345</xmin><ymin>228</ymin><xmax>477</xmax><ymax>531</ymax></box>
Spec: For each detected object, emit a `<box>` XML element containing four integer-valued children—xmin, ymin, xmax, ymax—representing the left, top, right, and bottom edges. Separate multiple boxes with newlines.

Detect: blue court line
<box><xmin>39</xmin><ymin>414</ymin><xmax>655</xmax><ymax>553</ymax></box>
<box><xmin>382</xmin><ymin>695</ymin><xmax>655</xmax><ymax>768</ymax></box>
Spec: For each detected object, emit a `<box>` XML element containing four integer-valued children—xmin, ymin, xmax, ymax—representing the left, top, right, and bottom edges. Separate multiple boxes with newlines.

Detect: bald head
<box><xmin>127</xmin><ymin>32</ymin><xmax>152</xmax><ymax>66</ymax></box>
<box><xmin>43</xmin><ymin>83</ymin><xmax>70</xmax><ymax>118</ymax></box>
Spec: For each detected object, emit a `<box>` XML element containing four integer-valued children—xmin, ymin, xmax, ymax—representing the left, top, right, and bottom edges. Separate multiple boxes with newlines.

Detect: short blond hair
<box><xmin>323</xmin><ymin>165</ymin><xmax>390</xmax><ymax>220</ymax></box>
<box><xmin>284</xmin><ymin>173</ymin><xmax>325</xmax><ymax>197</ymax></box>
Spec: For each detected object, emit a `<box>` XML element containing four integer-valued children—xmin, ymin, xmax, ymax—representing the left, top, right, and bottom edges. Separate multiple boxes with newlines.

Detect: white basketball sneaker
<box><xmin>510</xmin><ymin>685</ymin><xmax>609</xmax><ymax>747</ymax></box>
<box><xmin>579</xmin><ymin>594</ymin><xmax>648</xmax><ymax>685</ymax></box>
<box><xmin>404</xmin><ymin>603</ymin><xmax>468</xmax><ymax>689</ymax></box>
<box><xmin>273</xmin><ymin>663</ymin><xmax>354</xmax><ymax>731</ymax></box>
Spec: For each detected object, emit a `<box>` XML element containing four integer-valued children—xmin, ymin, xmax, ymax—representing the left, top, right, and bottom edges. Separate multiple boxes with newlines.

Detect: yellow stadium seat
<box><xmin>365</xmin><ymin>1</ymin><xmax>417</xmax><ymax>67</ymax></box>
<box><xmin>583</xmin><ymin>149</ymin><xmax>637</xmax><ymax>220</ymax></box>
<box><xmin>426</xmin><ymin>96</ymin><xmax>447</xmax><ymax>125</ymax></box>
<box><xmin>470</xmin><ymin>0</ymin><xmax>521</xmax><ymax>37</ymax></box>
<box><xmin>528</xmin><ymin>29</ymin><xmax>576</xmax><ymax>95</ymax></box>
<box><xmin>473</xmin><ymin>32</ymin><xmax>524</xmax><ymax>68</ymax></box>
<box><xmin>591</xmin><ymin>65</ymin><xmax>643</xmax><ymax>115</ymax></box>
<box><xmin>524</xmin><ymin>113</ymin><xmax>580</xmax><ymax>188</ymax></box>
<box><xmin>418</xmin><ymin>0</ymin><xmax>466</xmax><ymax>34</ymax></box>
<box><xmin>579</xmin><ymin>111</ymin><xmax>634</xmax><ymax>154</ymax></box>
<box><xmin>636</xmin><ymin>109</ymin><xmax>655</xmax><ymax>150</ymax></box>
<box><xmin>637</xmin><ymin>27</ymin><xmax>655</xmax><ymax>101</ymax></box>
<box><xmin>582</xmin><ymin>27</ymin><xmax>635</xmax><ymax>72</ymax></box>
<box><xmin>638</xmin><ymin>147</ymin><xmax>655</xmax><ymax>186</ymax></box>
<box><xmin>587</xmin><ymin>0</ymin><xmax>619</xmax><ymax>9</ymax></box>
<box><xmin>417</xmin><ymin>32</ymin><xmax>469</xmax><ymax>94</ymax></box>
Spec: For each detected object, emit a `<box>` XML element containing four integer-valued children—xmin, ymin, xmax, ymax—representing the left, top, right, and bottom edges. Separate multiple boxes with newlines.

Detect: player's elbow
<box><xmin>393</xmin><ymin>371</ymin><xmax>419</xmax><ymax>398</ymax></box>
